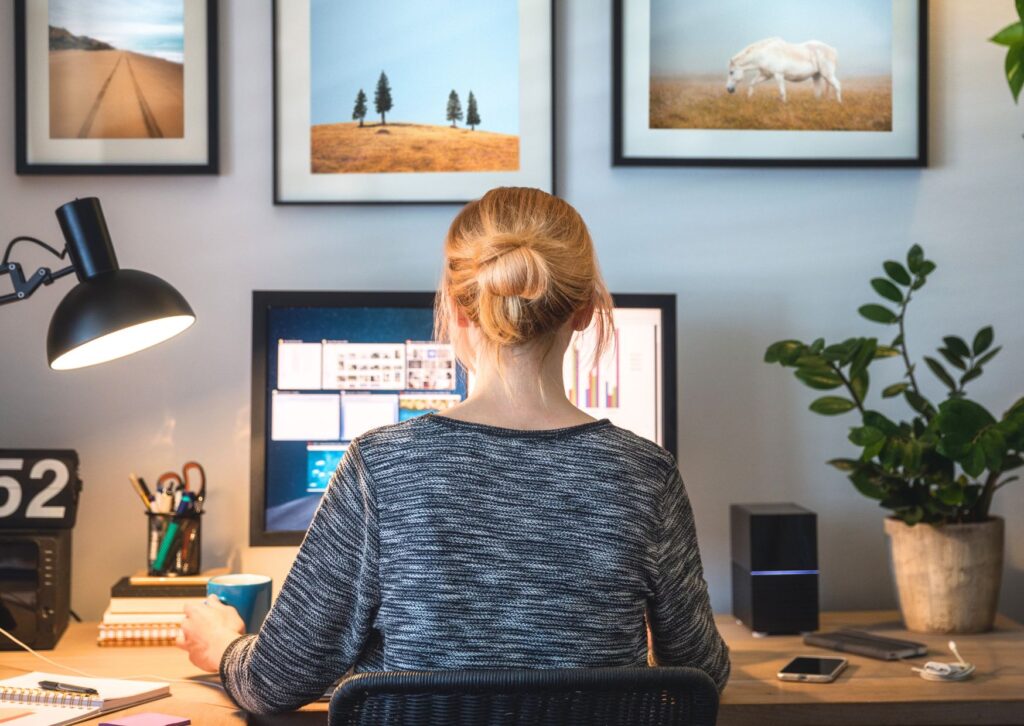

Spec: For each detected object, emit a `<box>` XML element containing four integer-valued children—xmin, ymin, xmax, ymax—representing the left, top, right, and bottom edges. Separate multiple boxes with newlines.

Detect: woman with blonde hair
<box><xmin>178</xmin><ymin>187</ymin><xmax>730</xmax><ymax>712</ymax></box>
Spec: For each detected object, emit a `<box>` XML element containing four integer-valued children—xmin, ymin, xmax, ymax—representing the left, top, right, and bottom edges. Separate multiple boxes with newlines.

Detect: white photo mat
<box><xmin>21</xmin><ymin>0</ymin><xmax>212</xmax><ymax>168</ymax></box>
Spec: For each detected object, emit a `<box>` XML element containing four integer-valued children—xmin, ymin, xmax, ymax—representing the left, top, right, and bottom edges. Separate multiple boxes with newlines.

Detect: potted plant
<box><xmin>764</xmin><ymin>246</ymin><xmax>1023</xmax><ymax>633</ymax></box>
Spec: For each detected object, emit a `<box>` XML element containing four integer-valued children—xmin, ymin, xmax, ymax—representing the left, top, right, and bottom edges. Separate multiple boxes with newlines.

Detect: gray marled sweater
<box><xmin>221</xmin><ymin>415</ymin><xmax>730</xmax><ymax>713</ymax></box>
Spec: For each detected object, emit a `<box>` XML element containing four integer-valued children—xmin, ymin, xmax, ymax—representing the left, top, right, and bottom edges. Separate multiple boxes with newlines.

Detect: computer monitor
<box><xmin>250</xmin><ymin>291</ymin><xmax>676</xmax><ymax>546</ymax></box>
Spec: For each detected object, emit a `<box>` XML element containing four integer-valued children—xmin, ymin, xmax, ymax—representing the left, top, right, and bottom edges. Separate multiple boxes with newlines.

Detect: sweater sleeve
<box><xmin>220</xmin><ymin>440</ymin><xmax>380</xmax><ymax>713</ymax></box>
<box><xmin>648</xmin><ymin>466</ymin><xmax>731</xmax><ymax>691</ymax></box>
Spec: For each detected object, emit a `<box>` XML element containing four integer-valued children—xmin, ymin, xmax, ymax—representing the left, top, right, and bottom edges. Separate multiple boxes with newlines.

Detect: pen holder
<box><xmin>146</xmin><ymin>512</ymin><xmax>202</xmax><ymax>576</ymax></box>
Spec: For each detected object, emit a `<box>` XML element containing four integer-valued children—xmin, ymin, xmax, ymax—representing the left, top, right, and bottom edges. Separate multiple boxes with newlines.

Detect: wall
<box><xmin>1</xmin><ymin>1</ymin><xmax>1021</xmax><ymax>623</ymax></box>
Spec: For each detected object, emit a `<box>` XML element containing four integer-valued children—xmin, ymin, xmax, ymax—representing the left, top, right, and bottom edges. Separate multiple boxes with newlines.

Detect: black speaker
<box><xmin>0</xmin><ymin>530</ymin><xmax>72</xmax><ymax>649</ymax></box>
<box><xmin>731</xmin><ymin>503</ymin><xmax>819</xmax><ymax>635</ymax></box>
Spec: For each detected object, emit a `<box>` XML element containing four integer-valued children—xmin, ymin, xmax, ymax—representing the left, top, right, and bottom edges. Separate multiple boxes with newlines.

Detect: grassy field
<box><xmin>311</xmin><ymin>122</ymin><xmax>520</xmax><ymax>173</ymax></box>
<box><xmin>650</xmin><ymin>76</ymin><xmax>892</xmax><ymax>132</ymax></box>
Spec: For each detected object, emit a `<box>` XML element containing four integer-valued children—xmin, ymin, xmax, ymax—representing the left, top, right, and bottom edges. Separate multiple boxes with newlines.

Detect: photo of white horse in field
<box><xmin>726</xmin><ymin>38</ymin><xmax>842</xmax><ymax>103</ymax></box>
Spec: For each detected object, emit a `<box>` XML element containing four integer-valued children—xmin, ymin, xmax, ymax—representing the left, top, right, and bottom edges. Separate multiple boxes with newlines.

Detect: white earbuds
<box><xmin>912</xmin><ymin>641</ymin><xmax>975</xmax><ymax>682</ymax></box>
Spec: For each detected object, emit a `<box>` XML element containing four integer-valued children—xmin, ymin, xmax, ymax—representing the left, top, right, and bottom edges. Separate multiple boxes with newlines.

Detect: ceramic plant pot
<box><xmin>884</xmin><ymin>516</ymin><xmax>1004</xmax><ymax>634</ymax></box>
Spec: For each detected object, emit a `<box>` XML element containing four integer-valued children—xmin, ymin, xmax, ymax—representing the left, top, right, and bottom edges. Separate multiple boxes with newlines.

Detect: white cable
<box><xmin>912</xmin><ymin>640</ymin><xmax>976</xmax><ymax>682</ymax></box>
<box><xmin>0</xmin><ymin>623</ymin><xmax>226</xmax><ymax>693</ymax></box>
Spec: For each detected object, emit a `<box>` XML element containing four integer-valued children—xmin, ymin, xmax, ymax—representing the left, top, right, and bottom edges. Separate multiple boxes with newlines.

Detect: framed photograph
<box><xmin>15</xmin><ymin>0</ymin><xmax>218</xmax><ymax>175</ymax></box>
<box><xmin>613</xmin><ymin>0</ymin><xmax>927</xmax><ymax>167</ymax></box>
<box><xmin>274</xmin><ymin>0</ymin><xmax>554</xmax><ymax>204</ymax></box>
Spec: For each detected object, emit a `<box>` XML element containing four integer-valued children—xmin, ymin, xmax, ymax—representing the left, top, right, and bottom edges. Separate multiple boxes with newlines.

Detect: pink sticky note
<box><xmin>99</xmin><ymin>714</ymin><xmax>191</xmax><ymax>726</ymax></box>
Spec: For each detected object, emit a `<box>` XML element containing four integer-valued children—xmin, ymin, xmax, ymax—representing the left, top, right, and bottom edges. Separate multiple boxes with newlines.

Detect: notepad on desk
<box><xmin>0</xmin><ymin>672</ymin><xmax>168</xmax><ymax>726</ymax></box>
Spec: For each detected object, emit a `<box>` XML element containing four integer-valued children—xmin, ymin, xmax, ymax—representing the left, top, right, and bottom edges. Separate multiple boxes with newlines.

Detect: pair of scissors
<box><xmin>182</xmin><ymin>461</ymin><xmax>207</xmax><ymax>512</ymax></box>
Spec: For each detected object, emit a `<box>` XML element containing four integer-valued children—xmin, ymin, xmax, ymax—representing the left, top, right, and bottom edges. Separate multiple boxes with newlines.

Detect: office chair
<box><xmin>329</xmin><ymin>666</ymin><xmax>719</xmax><ymax>725</ymax></box>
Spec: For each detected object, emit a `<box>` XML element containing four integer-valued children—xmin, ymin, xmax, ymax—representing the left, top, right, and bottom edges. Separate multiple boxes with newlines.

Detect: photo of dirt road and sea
<box><xmin>47</xmin><ymin>0</ymin><xmax>184</xmax><ymax>139</ymax></box>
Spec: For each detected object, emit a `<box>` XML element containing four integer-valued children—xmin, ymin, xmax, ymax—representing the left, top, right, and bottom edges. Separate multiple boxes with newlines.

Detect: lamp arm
<box><xmin>0</xmin><ymin>236</ymin><xmax>74</xmax><ymax>307</ymax></box>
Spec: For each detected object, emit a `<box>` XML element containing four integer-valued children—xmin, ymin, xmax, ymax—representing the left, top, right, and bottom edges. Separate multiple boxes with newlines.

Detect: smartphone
<box><xmin>777</xmin><ymin>656</ymin><xmax>848</xmax><ymax>683</ymax></box>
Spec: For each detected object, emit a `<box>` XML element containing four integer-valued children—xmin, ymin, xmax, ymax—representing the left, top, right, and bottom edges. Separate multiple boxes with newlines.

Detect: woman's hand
<box><xmin>176</xmin><ymin>595</ymin><xmax>247</xmax><ymax>672</ymax></box>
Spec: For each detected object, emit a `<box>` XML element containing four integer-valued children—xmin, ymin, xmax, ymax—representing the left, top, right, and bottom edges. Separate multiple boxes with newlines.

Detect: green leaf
<box><xmin>960</xmin><ymin>367</ymin><xmax>984</xmax><ymax>386</ymax></box>
<box><xmin>859</xmin><ymin>305</ymin><xmax>898</xmax><ymax>325</ymax></box>
<box><xmin>849</xmin><ymin>425</ymin><xmax>885</xmax><ymax>447</ymax></box>
<box><xmin>942</xmin><ymin>336</ymin><xmax>971</xmax><ymax>359</ymax></box>
<box><xmin>795</xmin><ymin>355</ymin><xmax>831</xmax><ymax>369</ymax></box>
<box><xmin>882</xmin><ymin>382</ymin><xmax>909</xmax><ymax>398</ymax></box>
<box><xmin>981</xmin><ymin>429</ymin><xmax>1008</xmax><ymax>471</ymax></box>
<box><xmin>976</xmin><ymin>346</ymin><xmax>1002</xmax><ymax>367</ymax></box>
<box><xmin>873</xmin><ymin>345</ymin><xmax>900</xmax><ymax>359</ymax></box>
<box><xmin>991</xmin><ymin>21</ymin><xmax>1024</xmax><ymax>46</ymax></box>
<box><xmin>903</xmin><ymin>506</ymin><xmax>925</xmax><ymax>525</ymax></box>
<box><xmin>906</xmin><ymin>245</ymin><xmax>925</xmax><ymax>274</ymax></box>
<box><xmin>827</xmin><ymin>458</ymin><xmax>860</xmax><ymax>472</ymax></box>
<box><xmin>810</xmin><ymin>396</ymin><xmax>857</xmax><ymax>416</ymax></box>
<box><xmin>938</xmin><ymin>348</ymin><xmax>967</xmax><ymax>371</ymax></box>
<box><xmin>870</xmin><ymin>278</ymin><xmax>903</xmax><ymax>303</ymax></box>
<box><xmin>851</xmin><ymin>370</ymin><xmax>870</xmax><ymax>402</ymax></box>
<box><xmin>905</xmin><ymin>390</ymin><xmax>936</xmax><ymax>418</ymax></box>
<box><xmin>1008</xmin><ymin>42</ymin><xmax>1024</xmax><ymax>102</ymax></box>
<box><xmin>924</xmin><ymin>356</ymin><xmax>957</xmax><ymax>392</ymax></box>
<box><xmin>964</xmin><ymin>445</ymin><xmax>987</xmax><ymax>478</ymax></box>
<box><xmin>863</xmin><ymin>410</ymin><xmax>901</xmax><ymax>436</ymax></box>
<box><xmin>764</xmin><ymin>340</ymin><xmax>804</xmax><ymax>364</ymax></box>
<box><xmin>1018</xmin><ymin>0</ymin><xmax>1024</xmax><ymax>22</ymax></box>
<box><xmin>937</xmin><ymin>484</ymin><xmax>965</xmax><ymax>506</ymax></box>
<box><xmin>937</xmin><ymin>399</ymin><xmax>997</xmax><ymax>443</ymax></box>
<box><xmin>809</xmin><ymin>338</ymin><xmax>826</xmax><ymax>355</ymax></box>
<box><xmin>849</xmin><ymin>339</ymin><xmax>877</xmax><ymax>380</ymax></box>
<box><xmin>795</xmin><ymin>368</ymin><xmax>844</xmax><ymax>390</ymax></box>
<box><xmin>972</xmin><ymin>326</ymin><xmax>994</xmax><ymax>355</ymax></box>
<box><xmin>850</xmin><ymin>470</ymin><xmax>886</xmax><ymax>500</ymax></box>
<box><xmin>919</xmin><ymin>261</ymin><xmax>936</xmax><ymax>276</ymax></box>
<box><xmin>884</xmin><ymin>260</ymin><xmax>912</xmax><ymax>286</ymax></box>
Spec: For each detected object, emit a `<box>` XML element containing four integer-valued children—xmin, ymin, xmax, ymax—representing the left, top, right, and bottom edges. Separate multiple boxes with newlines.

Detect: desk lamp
<box><xmin>0</xmin><ymin>197</ymin><xmax>195</xmax><ymax>369</ymax></box>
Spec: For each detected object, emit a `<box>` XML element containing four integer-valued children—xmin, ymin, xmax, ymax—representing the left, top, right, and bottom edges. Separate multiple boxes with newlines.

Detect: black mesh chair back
<box><xmin>329</xmin><ymin>666</ymin><xmax>719</xmax><ymax>726</ymax></box>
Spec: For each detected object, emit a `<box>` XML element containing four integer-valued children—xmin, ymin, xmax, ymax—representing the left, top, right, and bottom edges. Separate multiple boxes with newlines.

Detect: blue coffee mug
<box><xmin>207</xmin><ymin>574</ymin><xmax>272</xmax><ymax>633</ymax></box>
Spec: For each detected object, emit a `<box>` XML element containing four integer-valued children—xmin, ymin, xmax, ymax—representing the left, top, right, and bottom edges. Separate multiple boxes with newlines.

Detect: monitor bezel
<box><xmin>250</xmin><ymin>290</ymin><xmax>677</xmax><ymax>547</ymax></box>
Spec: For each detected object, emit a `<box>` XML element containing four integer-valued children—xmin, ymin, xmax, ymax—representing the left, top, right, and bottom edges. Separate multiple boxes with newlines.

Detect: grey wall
<box><xmin>1</xmin><ymin>1</ymin><xmax>1021</xmax><ymax>623</ymax></box>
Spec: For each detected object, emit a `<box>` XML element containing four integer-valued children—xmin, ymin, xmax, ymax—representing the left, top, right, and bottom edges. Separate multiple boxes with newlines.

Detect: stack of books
<box><xmin>98</xmin><ymin>572</ymin><xmax>213</xmax><ymax>647</ymax></box>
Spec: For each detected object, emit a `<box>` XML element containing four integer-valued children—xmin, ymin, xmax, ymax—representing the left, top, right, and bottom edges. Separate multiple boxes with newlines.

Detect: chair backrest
<box><xmin>329</xmin><ymin>667</ymin><xmax>719</xmax><ymax>726</ymax></box>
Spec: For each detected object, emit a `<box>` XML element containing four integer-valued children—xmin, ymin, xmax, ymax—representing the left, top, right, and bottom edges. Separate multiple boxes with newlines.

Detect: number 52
<box><xmin>0</xmin><ymin>458</ymin><xmax>69</xmax><ymax>519</ymax></box>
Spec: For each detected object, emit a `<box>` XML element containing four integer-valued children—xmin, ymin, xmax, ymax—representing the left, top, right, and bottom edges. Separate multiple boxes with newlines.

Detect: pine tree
<box><xmin>352</xmin><ymin>88</ymin><xmax>367</xmax><ymax>127</ymax></box>
<box><xmin>374</xmin><ymin>71</ymin><xmax>393</xmax><ymax>125</ymax></box>
<box><xmin>466</xmin><ymin>91</ymin><xmax>480</xmax><ymax>130</ymax></box>
<box><xmin>446</xmin><ymin>90</ymin><xmax>463</xmax><ymax>128</ymax></box>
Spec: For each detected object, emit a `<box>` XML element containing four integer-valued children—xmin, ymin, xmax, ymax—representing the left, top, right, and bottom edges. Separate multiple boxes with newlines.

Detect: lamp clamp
<box><xmin>0</xmin><ymin>236</ymin><xmax>75</xmax><ymax>307</ymax></box>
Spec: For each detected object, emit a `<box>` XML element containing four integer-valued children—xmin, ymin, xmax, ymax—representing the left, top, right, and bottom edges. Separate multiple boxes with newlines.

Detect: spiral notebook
<box><xmin>0</xmin><ymin>672</ymin><xmax>168</xmax><ymax>726</ymax></box>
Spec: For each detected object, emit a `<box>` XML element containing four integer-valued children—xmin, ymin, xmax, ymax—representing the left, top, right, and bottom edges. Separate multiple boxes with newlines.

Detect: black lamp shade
<box><xmin>45</xmin><ymin>198</ymin><xmax>195</xmax><ymax>370</ymax></box>
<box><xmin>47</xmin><ymin>269</ymin><xmax>195</xmax><ymax>370</ymax></box>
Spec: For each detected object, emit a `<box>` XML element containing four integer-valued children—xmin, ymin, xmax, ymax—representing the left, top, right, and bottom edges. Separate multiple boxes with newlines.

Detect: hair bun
<box><xmin>477</xmin><ymin>233</ymin><xmax>551</xmax><ymax>302</ymax></box>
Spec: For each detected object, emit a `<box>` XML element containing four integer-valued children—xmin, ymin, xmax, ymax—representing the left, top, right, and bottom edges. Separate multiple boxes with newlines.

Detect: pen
<box><xmin>128</xmin><ymin>473</ymin><xmax>153</xmax><ymax>512</ymax></box>
<box><xmin>38</xmin><ymin>680</ymin><xmax>99</xmax><ymax>696</ymax></box>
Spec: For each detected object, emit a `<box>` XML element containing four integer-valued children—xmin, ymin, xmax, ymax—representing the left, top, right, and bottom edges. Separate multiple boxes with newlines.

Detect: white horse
<box><xmin>726</xmin><ymin>38</ymin><xmax>842</xmax><ymax>103</ymax></box>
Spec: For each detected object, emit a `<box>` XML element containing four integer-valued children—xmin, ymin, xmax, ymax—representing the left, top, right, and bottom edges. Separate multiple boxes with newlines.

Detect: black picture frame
<box><xmin>249</xmin><ymin>290</ymin><xmax>678</xmax><ymax>547</ymax></box>
<box><xmin>14</xmin><ymin>0</ymin><xmax>219</xmax><ymax>175</ymax></box>
<box><xmin>612</xmin><ymin>0</ymin><xmax>928</xmax><ymax>168</ymax></box>
<box><xmin>272</xmin><ymin>0</ymin><xmax>556</xmax><ymax>205</ymax></box>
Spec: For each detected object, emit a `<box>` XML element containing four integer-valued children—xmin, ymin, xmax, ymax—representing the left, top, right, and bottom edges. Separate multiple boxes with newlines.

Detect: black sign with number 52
<box><xmin>0</xmin><ymin>449</ymin><xmax>81</xmax><ymax>529</ymax></box>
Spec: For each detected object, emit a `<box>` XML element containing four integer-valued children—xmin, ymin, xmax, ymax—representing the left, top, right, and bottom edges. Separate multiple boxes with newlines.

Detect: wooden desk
<box><xmin>2</xmin><ymin>611</ymin><xmax>1021</xmax><ymax>725</ymax></box>
<box><xmin>719</xmin><ymin>610</ymin><xmax>1024</xmax><ymax>726</ymax></box>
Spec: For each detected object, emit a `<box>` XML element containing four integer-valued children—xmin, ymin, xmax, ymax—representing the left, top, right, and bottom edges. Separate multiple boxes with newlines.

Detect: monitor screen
<box><xmin>250</xmin><ymin>291</ymin><xmax>676</xmax><ymax>545</ymax></box>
